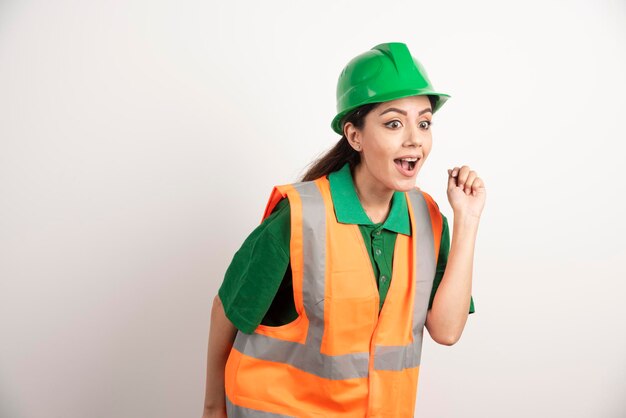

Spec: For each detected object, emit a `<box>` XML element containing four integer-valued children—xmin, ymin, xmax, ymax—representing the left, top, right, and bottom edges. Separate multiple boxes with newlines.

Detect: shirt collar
<box><xmin>327</xmin><ymin>163</ymin><xmax>411</xmax><ymax>235</ymax></box>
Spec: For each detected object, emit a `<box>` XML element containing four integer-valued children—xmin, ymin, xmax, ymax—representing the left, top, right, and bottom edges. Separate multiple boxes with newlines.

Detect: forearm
<box><xmin>426</xmin><ymin>212</ymin><xmax>480</xmax><ymax>345</ymax></box>
<box><xmin>203</xmin><ymin>294</ymin><xmax>238</xmax><ymax>413</ymax></box>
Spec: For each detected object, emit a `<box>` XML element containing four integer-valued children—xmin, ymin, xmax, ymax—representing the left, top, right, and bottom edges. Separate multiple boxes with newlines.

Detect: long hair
<box><xmin>300</xmin><ymin>103</ymin><xmax>379</xmax><ymax>182</ymax></box>
<box><xmin>300</xmin><ymin>96</ymin><xmax>436</xmax><ymax>182</ymax></box>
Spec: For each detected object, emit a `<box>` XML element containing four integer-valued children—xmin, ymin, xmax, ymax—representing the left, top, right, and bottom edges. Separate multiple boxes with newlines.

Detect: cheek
<box><xmin>423</xmin><ymin>136</ymin><xmax>433</xmax><ymax>156</ymax></box>
<box><xmin>363</xmin><ymin>149</ymin><xmax>386</xmax><ymax>170</ymax></box>
<box><xmin>363</xmin><ymin>136</ymin><xmax>393</xmax><ymax>164</ymax></box>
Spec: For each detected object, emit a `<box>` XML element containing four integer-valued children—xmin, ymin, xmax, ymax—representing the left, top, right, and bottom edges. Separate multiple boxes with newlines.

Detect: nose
<box><xmin>404</xmin><ymin>125</ymin><xmax>423</xmax><ymax>148</ymax></box>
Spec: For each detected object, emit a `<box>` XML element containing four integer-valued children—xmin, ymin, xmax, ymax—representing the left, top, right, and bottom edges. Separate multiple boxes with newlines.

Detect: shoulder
<box><xmin>409</xmin><ymin>188</ymin><xmax>446</xmax><ymax>239</ymax></box>
<box><xmin>263</xmin><ymin>177</ymin><xmax>328</xmax><ymax>223</ymax></box>
<box><xmin>270</xmin><ymin>179</ymin><xmax>327</xmax><ymax>215</ymax></box>
<box><xmin>263</xmin><ymin>196</ymin><xmax>290</xmax><ymax>236</ymax></box>
<box><xmin>407</xmin><ymin>188</ymin><xmax>443</xmax><ymax>219</ymax></box>
<box><xmin>271</xmin><ymin>195</ymin><xmax>290</xmax><ymax>213</ymax></box>
<box><xmin>416</xmin><ymin>189</ymin><xmax>441</xmax><ymax>211</ymax></box>
<box><xmin>264</xmin><ymin>179</ymin><xmax>320</xmax><ymax>212</ymax></box>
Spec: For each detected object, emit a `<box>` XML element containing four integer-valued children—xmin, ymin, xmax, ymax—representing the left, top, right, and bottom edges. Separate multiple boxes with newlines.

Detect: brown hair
<box><xmin>300</xmin><ymin>103</ymin><xmax>379</xmax><ymax>182</ymax></box>
<box><xmin>300</xmin><ymin>96</ymin><xmax>436</xmax><ymax>182</ymax></box>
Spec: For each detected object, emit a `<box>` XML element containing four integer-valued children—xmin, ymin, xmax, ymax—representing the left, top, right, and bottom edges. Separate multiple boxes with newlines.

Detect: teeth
<box><xmin>394</xmin><ymin>157</ymin><xmax>420</xmax><ymax>171</ymax></box>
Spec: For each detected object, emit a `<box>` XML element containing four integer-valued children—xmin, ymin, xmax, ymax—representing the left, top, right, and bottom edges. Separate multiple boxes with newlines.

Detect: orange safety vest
<box><xmin>224</xmin><ymin>175</ymin><xmax>443</xmax><ymax>418</ymax></box>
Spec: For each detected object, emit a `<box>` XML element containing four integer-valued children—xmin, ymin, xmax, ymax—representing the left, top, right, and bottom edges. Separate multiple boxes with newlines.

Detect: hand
<box><xmin>447</xmin><ymin>165</ymin><xmax>486</xmax><ymax>219</ymax></box>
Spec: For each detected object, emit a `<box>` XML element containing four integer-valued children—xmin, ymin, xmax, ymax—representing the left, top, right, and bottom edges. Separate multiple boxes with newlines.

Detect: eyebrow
<box><xmin>378</xmin><ymin>107</ymin><xmax>433</xmax><ymax>117</ymax></box>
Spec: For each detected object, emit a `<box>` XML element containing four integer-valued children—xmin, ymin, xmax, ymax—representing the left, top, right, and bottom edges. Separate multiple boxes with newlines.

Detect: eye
<box><xmin>419</xmin><ymin>120</ymin><xmax>432</xmax><ymax>130</ymax></box>
<box><xmin>385</xmin><ymin>120</ymin><xmax>403</xmax><ymax>129</ymax></box>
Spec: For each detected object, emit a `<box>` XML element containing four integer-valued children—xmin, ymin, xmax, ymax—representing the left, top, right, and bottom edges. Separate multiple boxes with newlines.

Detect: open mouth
<box><xmin>394</xmin><ymin>157</ymin><xmax>419</xmax><ymax>171</ymax></box>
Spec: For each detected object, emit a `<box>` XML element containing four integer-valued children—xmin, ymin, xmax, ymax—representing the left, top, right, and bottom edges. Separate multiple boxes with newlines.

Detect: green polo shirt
<box><xmin>219</xmin><ymin>163</ymin><xmax>475</xmax><ymax>334</ymax></box>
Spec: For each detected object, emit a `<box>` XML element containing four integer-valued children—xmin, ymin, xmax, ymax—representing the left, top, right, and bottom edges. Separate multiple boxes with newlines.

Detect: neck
<box><xmin>352</xmin><ymin>163</ymin><xmax>394</xmax><ymax>223</ymax></box>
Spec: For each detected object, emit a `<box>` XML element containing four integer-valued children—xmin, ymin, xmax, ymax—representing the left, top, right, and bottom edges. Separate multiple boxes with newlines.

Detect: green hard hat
<box><xmin>331</xmin><ymin>42</ymin><xmax>450</xmax><ymax>135</ymax></box>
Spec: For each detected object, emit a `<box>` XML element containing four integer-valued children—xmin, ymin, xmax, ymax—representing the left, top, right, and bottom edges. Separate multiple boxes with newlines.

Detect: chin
<box><xmin>394</xmin><ymin>183</ymin><xmax>417</xmax><ymax>192</ymax></box>
<box><xmin>390</xmin><ymin>177</ymin><xmax>418</xmax><ymax>192</ymax></box>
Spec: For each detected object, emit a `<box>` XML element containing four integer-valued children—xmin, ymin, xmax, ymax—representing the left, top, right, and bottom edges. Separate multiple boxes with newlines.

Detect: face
<box><xmin>344</xmin><ymin>95</ymin><xmax>434</xmax><ymax>192</ymax></box>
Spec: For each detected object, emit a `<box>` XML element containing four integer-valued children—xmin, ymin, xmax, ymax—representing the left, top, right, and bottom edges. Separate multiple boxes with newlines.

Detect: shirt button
<box><xmin>375</xmin><ymin>248</ymin><xmax>382</xmax><ymax>256</ymax></box>
<box><xmin>375</xmin><ymin>230</ymin><xmax>381</xmax><ymax>236</ymax></box>
<box><xmin>381</xmin><ymin>275</ymin><xmax>387</xmax><ymax>282</ymax></box>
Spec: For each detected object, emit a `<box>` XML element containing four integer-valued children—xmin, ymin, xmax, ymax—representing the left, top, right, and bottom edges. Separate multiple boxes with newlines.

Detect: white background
<box><xmin>1</xmin><ymin>0</ymin><xmax>625</xmax><ymax>417</ymax></box>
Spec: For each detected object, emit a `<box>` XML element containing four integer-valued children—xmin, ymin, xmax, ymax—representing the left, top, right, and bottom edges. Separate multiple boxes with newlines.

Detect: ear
<box><xmin>344</xmin><ymin>122</ymin><xmax>362</xmax><ymax>152</ymax></box>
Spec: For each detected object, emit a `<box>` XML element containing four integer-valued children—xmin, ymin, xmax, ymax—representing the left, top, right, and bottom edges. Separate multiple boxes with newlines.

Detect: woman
<box><xmin>202</xmin><ymin>42</ymin><xmax>486</xmax><ymax>418</ymax></box>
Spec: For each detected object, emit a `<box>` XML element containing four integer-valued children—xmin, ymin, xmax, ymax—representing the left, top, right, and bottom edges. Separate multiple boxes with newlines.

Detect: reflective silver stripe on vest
<box><xmin>373</xmin><ymin>330</ymin><xmax>424</xmax><ymax>370</ymax></box>
<box><xmin>226</xmin><ymin>396</ymin><xmax>293</xmax><ymax>418</ymax></box>
<box><xmin>295</xmin><ymin>181</ymin><xmax>326</xmax><ymax>352</ymax></box>
<box><xmin>232</xmin><ymin>332</ymin><xmax>369</xmax><ymax>379</ymax></box>
<box><xmin>374</xmin><ymin>189</ymin><xmax>435</xmax><ymax>371</ymax></box>
<box><xmin>406</xmin><ymin>189</ymin><xmax>436</xmax><ymax>335</ymax></box>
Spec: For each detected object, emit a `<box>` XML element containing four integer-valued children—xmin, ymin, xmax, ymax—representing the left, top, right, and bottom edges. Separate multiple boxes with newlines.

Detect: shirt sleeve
<box><xmin>218</xmin><ymin>198</ymin><xmax>291</xmax><ymax>333</ymax></box>
<box><xmin>428</xmin><ymin>213</ymin><xmax>476</xmax><ymax>314</ymax></box>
